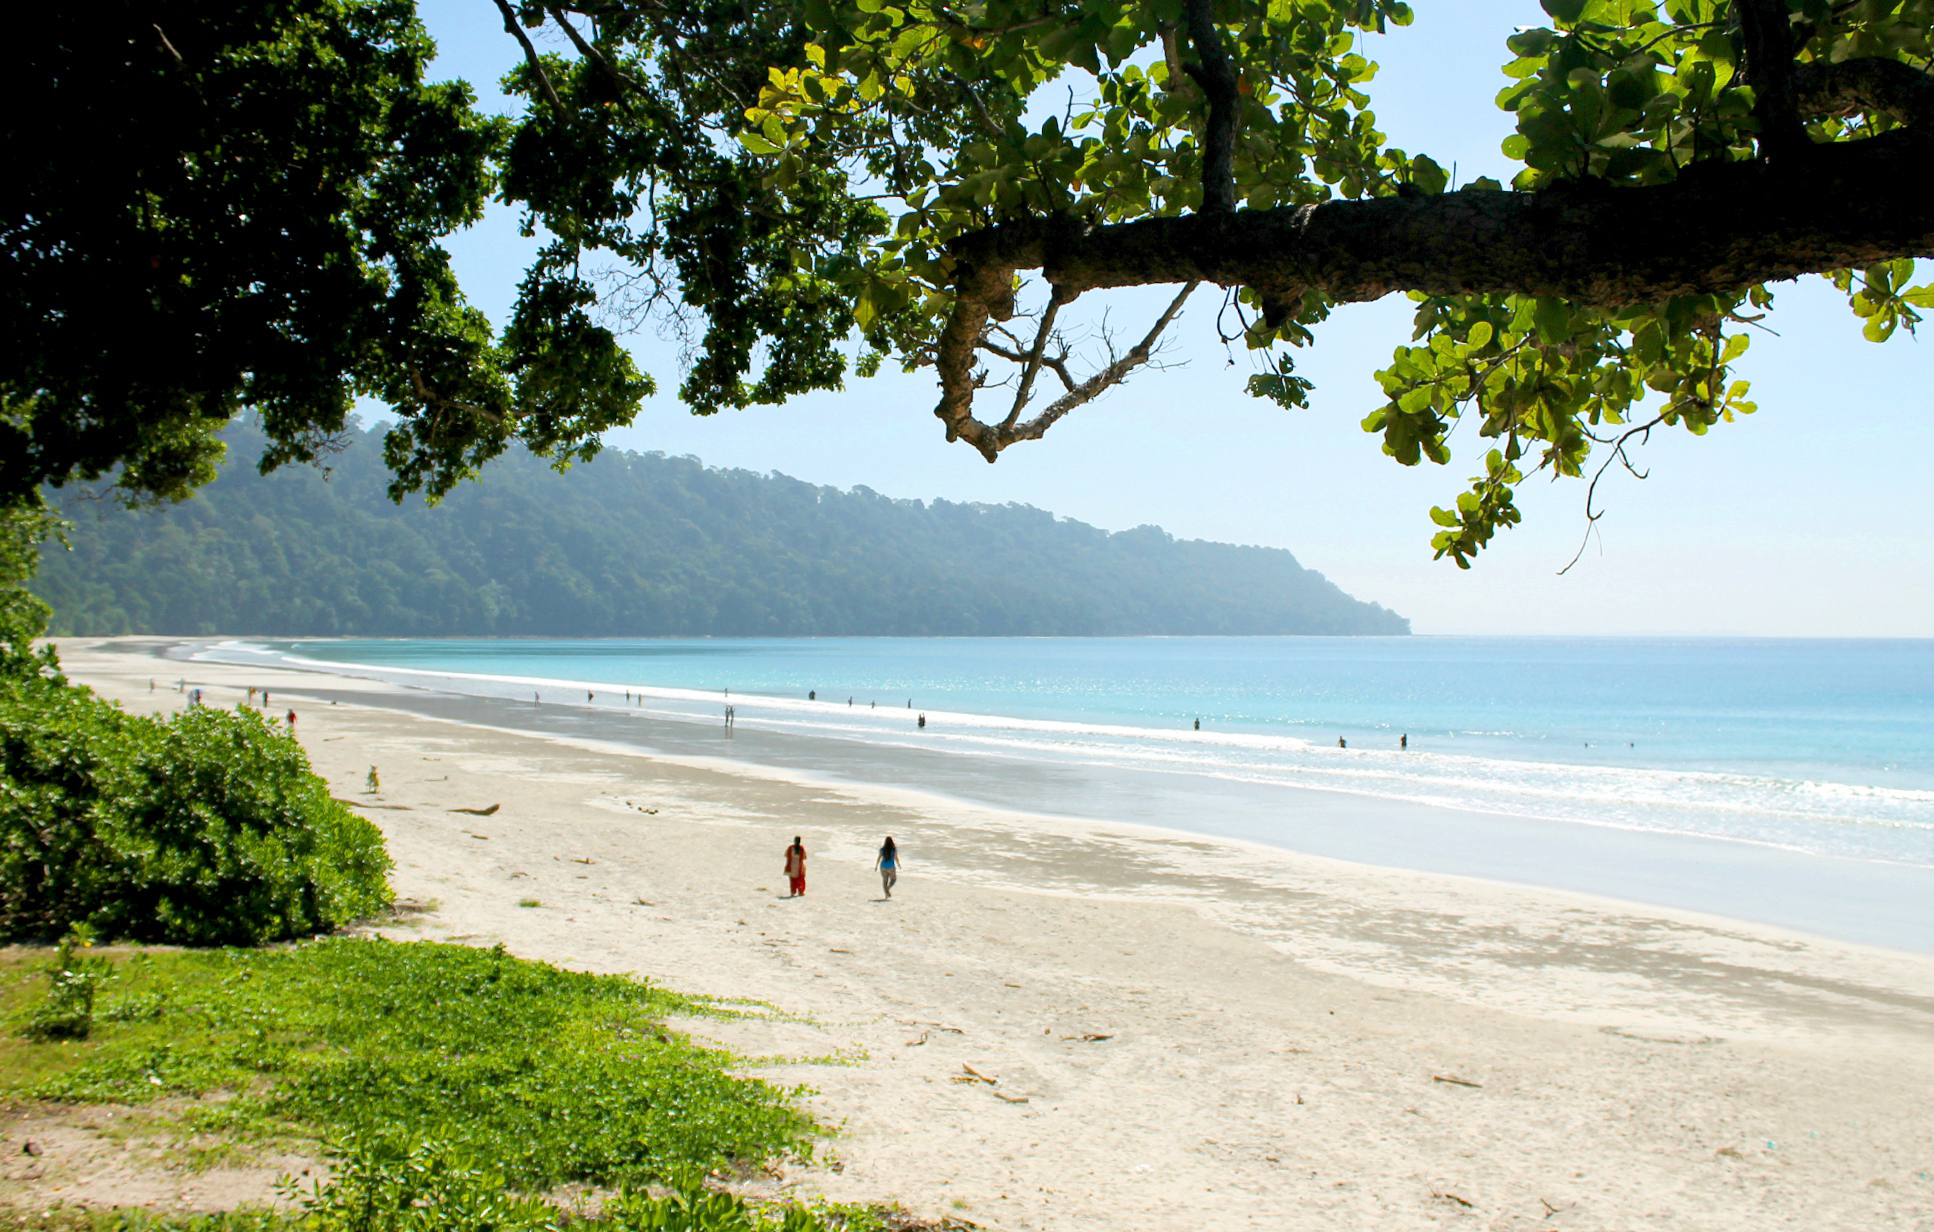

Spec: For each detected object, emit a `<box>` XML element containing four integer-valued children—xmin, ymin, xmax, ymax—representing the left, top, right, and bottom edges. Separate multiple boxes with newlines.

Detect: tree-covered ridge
<box><xmin>33</xmin><ymin>420</ymin><xmax>1405</xmax><ymax>638</ymax></box>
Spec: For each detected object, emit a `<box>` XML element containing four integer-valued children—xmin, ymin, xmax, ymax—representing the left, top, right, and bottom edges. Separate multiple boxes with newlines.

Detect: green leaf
<box><xmin>1532</xmin><ymin>297</ymin><xmax>1571</xmax><ymax>346</ymax></box>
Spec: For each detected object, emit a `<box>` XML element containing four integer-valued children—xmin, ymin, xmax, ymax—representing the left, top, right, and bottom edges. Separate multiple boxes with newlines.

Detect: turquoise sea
<box><xmin>202</xmin><ymin>635</ymin><xmax>1934</xmax><ymax>947</ymax></box>
<box><xmin>223</xmin><ymin>635</ymin><xmax>1933</xmax><ymax>860</ymax></box>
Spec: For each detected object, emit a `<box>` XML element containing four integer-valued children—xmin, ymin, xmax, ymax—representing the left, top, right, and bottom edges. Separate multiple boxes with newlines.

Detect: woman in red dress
<box><xmin>784</xmin><ymin>837</ymin><xmax>807</xmax><ymax>898</ymax></box>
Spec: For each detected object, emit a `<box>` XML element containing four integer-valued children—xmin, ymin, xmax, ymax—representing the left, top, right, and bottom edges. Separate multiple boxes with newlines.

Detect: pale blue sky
<box><xmin>416</xmin><ymin>0</ymin><xmax>1931</xmax><ymax>636</ymax></box>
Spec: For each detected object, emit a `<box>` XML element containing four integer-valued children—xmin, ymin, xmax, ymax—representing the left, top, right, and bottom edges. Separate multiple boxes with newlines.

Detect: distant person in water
<box><xmin>1194</xmin><ymin>718</ymin><xmax>1200</xmax><ymax>731</ymax></box>
<box><xmin>875</xmin><ymin>837</ymin><xmax>900</xmax><ymax>898</ymax></box>
<box><xmin>809</xmin><ymin>690</ymin><xmax>816</xmax><ymax>700</ymax></box>
<box><xmin>1338</xmin><ymin>737</ymin><xmax>1346</xmax><ymax>749</ymax></box>
<box><xmin>1401</xmin><ymin>733</ymin><xmax>1408</xmax><ymax>749</ymax></box>
<box><xmin>917</xmin><ymin>713</ymin><xmax>926</xmax><ymax>729</ymax></box>
<box><xmin>784</xmin><ymin>836</ymin><xmax>807</xmax><ymax>897</ymax></box>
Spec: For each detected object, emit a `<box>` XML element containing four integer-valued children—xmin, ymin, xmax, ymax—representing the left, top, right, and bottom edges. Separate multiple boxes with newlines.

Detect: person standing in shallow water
<box><xmin>875</xmin><ymin>837</ymin><xmax>900</xmax><ymax>898</ymax></box>
<box><xmin>784</xmin><ymin>837</ymin><xmax>807</xmax><ymax>898</ymax></box>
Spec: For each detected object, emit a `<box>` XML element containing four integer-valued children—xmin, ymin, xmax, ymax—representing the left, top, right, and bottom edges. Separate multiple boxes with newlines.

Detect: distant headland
<box><xmin>36</xmin><ymin>418</ymin><xmax>1407</xmax><ymax>639</ymax></box>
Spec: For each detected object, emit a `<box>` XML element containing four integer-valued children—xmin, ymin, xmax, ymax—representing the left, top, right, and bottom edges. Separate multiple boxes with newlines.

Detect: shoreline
<box><xmin>179</xmin><ymin>636</ymin><xmax>1934</xmax><ymax>953</ymax></box>
<box><xmin>31</xmin><ymin>636</ymin><xmax>1934</xmax><ymax>1229</ymax></box>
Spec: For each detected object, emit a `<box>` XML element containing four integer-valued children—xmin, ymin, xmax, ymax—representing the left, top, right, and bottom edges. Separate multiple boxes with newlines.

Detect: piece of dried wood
<box><xmin>1432</xmin><ymin>1075</ymin><xmax>1482</xmax><ymax>1088</ymax></box>
<box><xmin>961</xmin><ymin>1064</ymin><xmax>997</xmax><ymax>1084</ymax></box>
<box><xmin>451</xmin><ymin>803</ymin><xmax>501</xmax><ymax>816</ymax></box>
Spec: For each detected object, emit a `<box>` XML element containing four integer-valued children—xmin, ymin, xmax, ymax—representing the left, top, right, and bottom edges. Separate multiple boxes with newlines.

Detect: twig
<box><xmin>1004</xmin><ymin>285</ymin><xmax>1073</xmax><ymax>427</ymax></box>
<box><xmin>1557</xmin><ymin>413</ymin><xmax>1666</xmax><ymax>575</ymax></box>
<box><xmin>1004</xmin><ymin>280</ymin><xmax>1199</xmax><ymax>444</ymax></box>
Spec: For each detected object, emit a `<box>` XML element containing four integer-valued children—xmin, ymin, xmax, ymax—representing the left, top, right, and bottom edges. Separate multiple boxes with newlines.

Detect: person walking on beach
<box><xmin>784</xmin><ymin>837</ymin><xmax>807</xmax><ymax>898</ymax></box>
<box><xmin>286</xmin><ymin>709</ymin><xmax>296</xmax><ymax>728</ymax></box>
<box><xmin>875</xmin><ymin>837</ymin><xmax>900</xmax><ymax>898</ymax></box>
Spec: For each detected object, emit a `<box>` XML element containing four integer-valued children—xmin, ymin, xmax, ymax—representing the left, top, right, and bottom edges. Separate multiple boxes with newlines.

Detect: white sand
<box><xmin>44</xmin><ymin>639</ymin><xmax>1934</xmax><ymax>1229</ymax></box>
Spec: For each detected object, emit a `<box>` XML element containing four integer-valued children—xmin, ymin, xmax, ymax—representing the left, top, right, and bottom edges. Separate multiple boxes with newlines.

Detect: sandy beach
<box><xmin>22</xmin><ymin>638</ymin><xmax>1934</xmax><ymax>1230</ymax></box>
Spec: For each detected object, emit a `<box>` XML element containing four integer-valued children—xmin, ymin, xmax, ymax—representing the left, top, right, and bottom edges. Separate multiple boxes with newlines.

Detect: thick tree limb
<box><xmin>491</xmin><ymin>0</ymin><xmax>567</xmax><ymax>115</ymax></box>
<box><xmin>1181</xmin><ymin>0</ymin><xmax>1240</xmax><ymax>214</ymax></box>
<box><xmin>1793</xmin><ymin>55</ymin><xmax>1934</xmax><ymax>124</ymax></box>
<box><xmin>1738</xmin><ymin>0</ymin><xmax>1809</xmax><ymax>161</ymax></box>
<box><xmin>930</xmin><ymin>58</ymin><xmax>1934</xmax><ymax>458</ymax></box>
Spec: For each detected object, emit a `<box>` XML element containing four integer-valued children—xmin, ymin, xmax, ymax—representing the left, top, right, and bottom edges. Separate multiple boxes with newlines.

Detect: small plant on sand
<box><xmin>21</xmin><ymin>934</ymin><xmax>114</xmax><ymax>1041</ymax></box>
<box><xmin>518</xmin><ymin>897</ymin><xmax>542</xmax><ymax>908</ymax></box>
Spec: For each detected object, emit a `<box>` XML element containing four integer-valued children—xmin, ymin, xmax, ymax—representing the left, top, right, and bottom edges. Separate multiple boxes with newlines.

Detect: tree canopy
<box><xmin>8</xmin><ymin>1</ymin><xmax>1930</xmax><ymax>564</ymax></box>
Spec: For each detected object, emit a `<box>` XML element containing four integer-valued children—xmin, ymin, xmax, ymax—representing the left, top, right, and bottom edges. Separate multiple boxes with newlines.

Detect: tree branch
<box><xmin>1181</xmin><ymin>0</ymin><xmax>1240</xmax><ymax>214</ymax></box>
<box><xmin>1794</xmin><ymin>55</ymin><xmax>1934</xmax><ymax>124</ymax></box>
<box><xmin>548</xmin><ymin>6</ymin><xmax>638</xmax><ymax>93</ymax></box>
<box><xmin>1004</xmin><ymin>285</ymin><xmax>1073</xmax><ymax>428</ymax></box>
<box><xmin>929</xmin><ymin>58</ymin><xmax>1934</xmax><ymax>461</ymax></box>
<box><xmin>1000</xmin><ymin>282</ymin><xmax>1200</xmax><ymax>447</ymax></box>
<box><xmin>491</xmin><ymin>0</ymin><xmax>567</xmax><ymax>115</ymax></box>
<box><xmin>1737</xmin><ymin>0</ymin><xmax>1809</xmax><ymax>162</ymax></box>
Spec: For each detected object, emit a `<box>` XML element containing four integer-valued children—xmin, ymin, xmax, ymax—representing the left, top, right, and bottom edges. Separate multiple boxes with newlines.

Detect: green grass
<box><xmin>0</xmin><ymin>939</ymin><xmax>816</xmax><ymax>1192</ymax></box>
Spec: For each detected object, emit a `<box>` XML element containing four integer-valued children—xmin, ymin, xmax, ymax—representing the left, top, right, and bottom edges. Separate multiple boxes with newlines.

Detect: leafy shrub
<box><xmin>0</xmin><ymin>676</ymin><xmax>391</xmax><ymax>944</ymax></box>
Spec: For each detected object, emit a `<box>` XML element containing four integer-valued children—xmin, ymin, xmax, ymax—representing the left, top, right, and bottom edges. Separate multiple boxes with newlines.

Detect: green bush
<box><xmin>0</xmin><ymin>676</ymin><xmax>391</xmax><ymax>944</ymax></box>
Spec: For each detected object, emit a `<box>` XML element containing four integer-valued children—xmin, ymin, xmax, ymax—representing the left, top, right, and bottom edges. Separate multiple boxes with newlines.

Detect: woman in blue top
<box><xmin>874</xmin><ymin>837</ymin><xmax>900</xmax><ymax>899</ymax></box>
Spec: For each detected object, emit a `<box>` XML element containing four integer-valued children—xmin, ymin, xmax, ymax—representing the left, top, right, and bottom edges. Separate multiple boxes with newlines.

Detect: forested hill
<box><xmin>34</xmin><ymin>420</ymin><xmax>1408</xmax><ymax>638</ymax></box>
